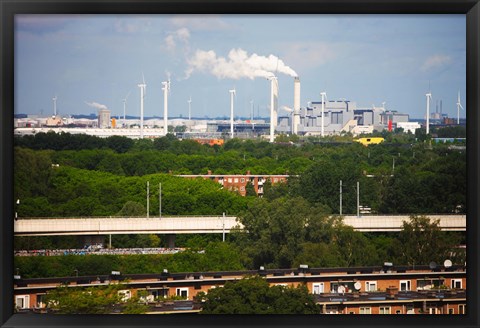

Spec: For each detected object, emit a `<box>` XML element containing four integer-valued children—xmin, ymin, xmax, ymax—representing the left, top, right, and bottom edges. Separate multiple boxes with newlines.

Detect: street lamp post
<box><xmin>357</xmin><ymin>181</ymin><xmax>360</xmax><ymax>218</ymax></box>
<box><xmin>15</xmin><ymin>199</ymin><xmax>20</xmax><ymax>220</ymax></box>
<box><xmin>146</xmin><ymin>181</ymin><xmax>150</xmax><ymax>218</ymax></box>
<box><xmin>222</xmin><ymin>212</ymin><xmax>225</xmax><ymax>242</ymax></box>
<box><xmin>339</xmin><ymin>180</ymin><xmax>343</xmax><ymax>216</ymax></box>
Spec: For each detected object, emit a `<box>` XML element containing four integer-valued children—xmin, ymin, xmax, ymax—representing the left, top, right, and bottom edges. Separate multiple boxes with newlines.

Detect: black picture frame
<box><xmin>1</xmin><ymin>1</ymin><xmax>479</xmax><ymax>327</ymax></box>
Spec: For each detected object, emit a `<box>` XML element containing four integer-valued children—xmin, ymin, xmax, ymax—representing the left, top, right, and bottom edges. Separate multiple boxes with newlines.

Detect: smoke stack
<box><xmin>293</xmin><ymin>77</ymin><xmax>300</xmax><ymax>135</ymax></box>
<box><xmin>269</xmin><ymin>76</ymin><xmax>278</xmax><ymax>143</ymax></box>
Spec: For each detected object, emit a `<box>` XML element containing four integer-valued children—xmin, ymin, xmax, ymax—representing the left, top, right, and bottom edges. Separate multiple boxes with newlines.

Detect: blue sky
<box><xmin>15</xmin><ymin>14</ymin><xmax>466</xmax><ymax>120</ymax></box>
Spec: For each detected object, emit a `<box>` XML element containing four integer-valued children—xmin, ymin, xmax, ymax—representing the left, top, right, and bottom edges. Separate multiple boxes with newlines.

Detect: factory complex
<box><xmin>16</xmin><ymin>75</ymin><xmax>467</xmax><ymax>141</ymax></box>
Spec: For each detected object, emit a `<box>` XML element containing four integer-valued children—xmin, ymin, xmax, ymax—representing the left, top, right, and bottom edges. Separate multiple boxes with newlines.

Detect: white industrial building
<box><xmin>277</xmin><ymin>100</ymin><xmax>397</xmax><ymax>137</ymax></box>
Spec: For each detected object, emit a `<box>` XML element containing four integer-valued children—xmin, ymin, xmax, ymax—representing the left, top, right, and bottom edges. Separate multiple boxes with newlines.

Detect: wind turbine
<box><xmin>138</xmin><ymin>73</ymin><xmax>147</xmax><ymax>139</ymax></box>
<box><xmin>52</xmin><ymin>95</ymin><xmax>57</xmax><ymax>117</ymax></box>
<box><xmin>162</xmin><ymin>77</ymin><xmax>171</xmax><ymax>136</ymax></box>
<box><xmin>320</xmin><ymin>91</ymin><xmax>328</xmax><ymax>137</ymax></box>
<box><xmin>425</xmin><ymin>91</ymin><xmax>432</xmax><ymax>135</ymax></box>
<box><xmin>267</xmin><ymin>75</ymin><xmax>278</xmax><ymax>143</ymax></box>
<box><xmin>229</xmin><ymin>88</ymin><xmax>236</xmax><ymax>139</ymax></box>
<box><xmin>456</xmin><ymin>91</ymin><xmax>464</xmax><ymax>125</ymax></box>
<box><xmin>122</xmin><ymin>91</ymin><xmax>131</xmax><ymax>128</ymax></box>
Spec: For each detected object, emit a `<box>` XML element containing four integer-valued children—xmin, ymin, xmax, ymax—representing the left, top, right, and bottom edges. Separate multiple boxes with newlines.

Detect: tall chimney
<box><xmin>293</xmin><ymin>77</ymin><xmax>300</xmax><ymax>135</ymax></box>
<box><xmin>269</xmin><ymin>76</ymin><xmax>278</xmax><ymax>143</ymax></box>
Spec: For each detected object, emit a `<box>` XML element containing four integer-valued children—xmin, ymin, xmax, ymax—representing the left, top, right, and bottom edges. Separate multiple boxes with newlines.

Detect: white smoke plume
<box><xmin>185</xmin><ymin>48</ymin><xmax>298</xmax><ymax>80</ymax></box>
<box><xmin>85</xmin><ymin>101</ymin><xmax>108</xmax><ymax>110</ymax></box>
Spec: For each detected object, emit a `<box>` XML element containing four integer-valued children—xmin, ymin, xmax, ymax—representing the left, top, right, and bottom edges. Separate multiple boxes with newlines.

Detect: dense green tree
<box><xmin>45</xmin><ymin>284</ymin><xmax>122</xmax><ymax>314</ymax></box>
<box><xmin>116</xmin><ymin>201</ymin><xmax>146</xmax><ymax>217</ymax></box>
<box><xmin>233</xmin><ymin>197</ymin><xmax>333</xmax><ymax>268</ymax></box>
<box><xmin>395</xmin><ymin>215</ymin><xmax>461</xmax><ymax>266</ymax></box>
<box><xmin>197</xmin><ymin>276</ymin><xmax>320</xmax><ymax>314</ymax></box>
<box><xmin>105</xmin><ymin>136</ymin><xmax>134</xmax><ymax>153</ymax></box>
<box><xmin>245</xmin><ymin>181</ymin><xmax>256</xmax><ymax>197</ymax></box>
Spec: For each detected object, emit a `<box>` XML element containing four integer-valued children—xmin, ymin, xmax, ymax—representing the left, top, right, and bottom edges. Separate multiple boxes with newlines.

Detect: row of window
<box><xmin>220</xmin><ymin>177</ymin><xmax>281</xmax><ymax>184</ymax></box>
<box><xmin>325</xmin><ymin>305</ymin><xmax>466</xmax><ymax>315</ymax></box>
<box><xmin>14</xmin><ymin>288</ymin><xmax>191</xmax><ymax>310</ymax></box>
<box><xmin>312</xmin><ymin>278</ymin><xmax>463</xmax><ymax>294</ymax></box>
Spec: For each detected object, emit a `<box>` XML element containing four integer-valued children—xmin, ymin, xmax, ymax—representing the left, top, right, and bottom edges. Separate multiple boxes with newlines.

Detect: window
<box><xmin>379</xmin><ymin>307</ymin><xmax>391</xmax><ymax>314</ymax></box>
<box><xmin>325</xmin><ymin>306</ymin><xmax>338</xmax><ymax>314</ymax></box>
<box><xmin>330</xmin><ymin>282</ymin><xmax>339</xmax><ymax>293</ymax></box>
<box><xmin>312</xmin><ymin>283</ymin><xmax>324</xmax><ymax>294</ymax></box>
<box><xmin>458</xmin><ymin>304</ymin><xmax>466</xmax><ymax>314</ymax></box>
<box><xmin>417</xmin><ymin>278</ymin><xmax>444</xmax><ymax>290</ymax></box>
<box><xmin>151</xmin><ymin>288</ymin><xmax>169</xmax><ymax>299</ymax></box>
<box><xmin>36</xmin><ymin>294</ymin><xmax>46</xmax><ymax>308</ymax></box>
<box><xmin>448</xmin><ymin>308</ymin><xmax>454</xmax><ymax>314</ymax></box>
<box><xmin>228</xmin><ymin>178</ymin><xmax>232</xmax><ymax>183</ymax></box>
<box><xmin>15</xmin><ymin>295</ymin><xmax>29</xmax><ymax>309</ymax></box>
<box><xmin>400</xmin><ymin>280</ymin><xmax>411</xmax><ymax>291</ymax></box>
<box><xmin>176</xmin><ymin>288</ymin><xmax>188</xmax><ymax>299</ymax></box>
<box><xmin>241</xmin><ymin>178</ymin><xmax>245</xmax><ymax>183</ymax></box>
<box><xmin>365</xmin><ymin>281</ymin><xmax>377</xmax><ymax>292</ymax></box>
<box><xmin>118</xmin><ymin>290</ymin><xmax>131</xmax><ymax>302</ymax></box>
<box><xmin>406</xmin><ymin>305</ymin><xmax>415</xmax><ymax>314</ymax></box>
<box><xmin>359</xmin><ymin>307</ymin><xmax>371</xmax><ymax>314</ymax></box>
<box><xmin>429</xmin><ymin>308</ymin><xmax>438</xmax><ymax>314</ymax></box>
<box><xmin>396</xmin><ymin>310</ymin><xmax>402</xmax><ymax>314</ymax></box>
<box><xmin>349</xmin><ymin>311</ymin><xmax>355</xmax><ymax>314</ymax></box>
<box><xmin>451</xmin><ymin>279</ymin><xmax>462</xmax><ymax>289</ymax></box>
<box><xmin>234</xmin><ymin>178</ymin><xmax>238</xmax><ymax>183</ymax></box>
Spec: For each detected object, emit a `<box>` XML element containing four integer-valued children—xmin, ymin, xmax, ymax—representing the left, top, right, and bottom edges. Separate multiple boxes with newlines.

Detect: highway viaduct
<box><xmin>14</xmin><ymin>215</ymin><xmax>466</xmax><ymax>247</ymax></box>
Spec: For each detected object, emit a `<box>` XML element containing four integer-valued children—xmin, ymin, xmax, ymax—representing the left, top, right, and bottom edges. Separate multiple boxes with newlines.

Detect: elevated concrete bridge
<box><xmin>14</xmin><ymin>214</ymin><xmax>466</xmax><ymax>237</ymax></box>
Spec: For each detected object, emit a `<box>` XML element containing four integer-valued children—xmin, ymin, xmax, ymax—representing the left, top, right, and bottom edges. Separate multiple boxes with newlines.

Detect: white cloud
<box><xmin>421</xmin><ymin>54</ymin><xmax>452</xmax><ymax>72</ymax></box>
<box><xmin>164</xmin><ymin>27</ymin><xmax>191</xmax><ymax>54</ymax></box>
<box><xmin>164</xmin><ymin>35</ymin><xmax>176</xmax><ymax>52</ymax></box>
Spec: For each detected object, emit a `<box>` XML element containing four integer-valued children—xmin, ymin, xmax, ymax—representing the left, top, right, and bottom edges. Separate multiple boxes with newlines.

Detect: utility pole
<box><xmin>222</xmin><ymin>212</ymin><xmax>226</xmax><ymax>242</ymax></box>
<box><xmin>357</xmin><ymin>181</ymin><xmax>360</xmax><ymax>218</ymax></box>
<box><xmin>339</xmin><ymin>180</ymin><xmax>343</xmax><ymax>216</ymax></box>
<box><xmin>159</xmin><ymin>183</ymin><xmax>162</xmax><ymax>218</ymax></box>
<box><xmin>146</xmin><ymin>181</ymin><xmax>149</xmax><ymax>218</ymax></box>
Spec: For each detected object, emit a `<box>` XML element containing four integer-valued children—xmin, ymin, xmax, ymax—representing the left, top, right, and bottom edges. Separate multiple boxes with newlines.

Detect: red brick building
<box><xmin>14</xmin><ymin>264</ymin><xmax>466</xmax><ymax>314</ymax></box>
<box><xmin>178</xmin><ymin>171</ymin><xmax>289</xmax><ymax>196</ymax></box>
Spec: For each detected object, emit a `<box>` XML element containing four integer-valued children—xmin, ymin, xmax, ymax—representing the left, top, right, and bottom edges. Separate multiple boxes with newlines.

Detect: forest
<box><xmin>13</xmin><ymin>131</ymin><xmax>466</xmax><ymax>277</ymax></box>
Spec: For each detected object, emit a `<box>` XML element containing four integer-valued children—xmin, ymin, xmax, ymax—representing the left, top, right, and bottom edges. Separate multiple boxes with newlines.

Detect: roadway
<box><xmin>14</xmin><ymin>214</ymin><xmax>466</xmax><ymax>236</ymax></box>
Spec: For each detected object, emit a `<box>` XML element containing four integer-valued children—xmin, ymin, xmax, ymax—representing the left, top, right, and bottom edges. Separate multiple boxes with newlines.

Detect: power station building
<box><xmin>277</xmin><ymin>101</ymin><xmax>410</xmax><ymax>137</ymax></box>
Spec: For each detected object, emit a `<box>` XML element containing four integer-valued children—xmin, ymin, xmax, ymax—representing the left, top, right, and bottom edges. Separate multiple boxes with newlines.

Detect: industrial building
<box><xmin>13</xmin><ymin>264</ymin><xmax>466</xmax><ymax>314</ymax></box>
<box><xmin>277</xmin><ymin>101</ymin><xmax>410</xmax><ymax>137</ymax></box>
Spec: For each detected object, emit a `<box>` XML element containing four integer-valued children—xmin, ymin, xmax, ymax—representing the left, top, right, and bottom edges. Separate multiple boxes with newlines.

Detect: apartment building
<box><xmin>13</xmin><ymin>264</ymin><xmax>466</xmax><ymax>314</ymax></box>
<box><xmin>178</xmin><ymin>171</ymin><xmax>289</xmax><ymax>196</ymax></box>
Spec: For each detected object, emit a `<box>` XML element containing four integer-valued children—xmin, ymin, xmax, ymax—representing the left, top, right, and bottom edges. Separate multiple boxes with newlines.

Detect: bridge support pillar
<box><xmin>165</xmin><ymin>234</ymin><xmax>176</xmax><ymax>248</ymax></box>
<box><xmin>81</xmin><ymin>235</ymin><xmax>105</xmax><ymax>248</ymax></box>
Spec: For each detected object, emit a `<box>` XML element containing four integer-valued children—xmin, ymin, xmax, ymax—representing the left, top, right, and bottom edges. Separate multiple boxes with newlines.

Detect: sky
<box><xmin>15</xmin><ymin>14</ymin><xmax>466</xmax><ymax>120</ymax></box>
